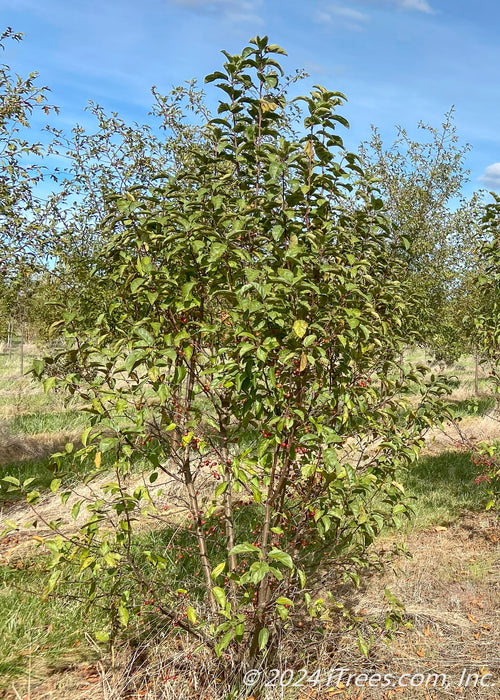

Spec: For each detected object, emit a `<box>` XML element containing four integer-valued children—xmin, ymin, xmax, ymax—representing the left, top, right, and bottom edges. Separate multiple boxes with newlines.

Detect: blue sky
<box><xmin>2</xmin><ymin>0</ymin><xmax>500</xmax><ymax>196</ymax></box>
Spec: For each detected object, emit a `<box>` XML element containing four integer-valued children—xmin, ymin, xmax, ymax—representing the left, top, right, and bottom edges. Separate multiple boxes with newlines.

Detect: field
<box><xmin>0</xmin><ymin>346</ymin><xmax>499</xmax><ymax>699</ymax></box>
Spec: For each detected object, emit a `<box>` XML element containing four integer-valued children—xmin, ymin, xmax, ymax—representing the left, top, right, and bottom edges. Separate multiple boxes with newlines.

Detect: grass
<box><xmin>447</xmin><ymin>395</ymin><xmax>496</xmax><ymax>418</ymax></box>
<box><xmin>0</xmin><ymin>389</ymin><xmax>61</xmax><ymax>414</ymax></box>
<box><xmin>0</xmin><ymin>457</ymin><xmax>57</xmax><ymax>498</ymax></box>
<box><xmin>0</xmin><ymin>557</ymin><xmax>100</xmax><ymax>683</ymax></box>
<box><xmin>0</xmin><ymin>446</ymin><xmax>124</xmax><ymax>504</ymax></box>
<box><xmin>6</xmin><ymin>409</ymin><xmax>88</xmax><ymax>436</ymax></box>
<box><xmin>401</xmin><ymin>450</ymin><xmax>492</xmax><ymax>529</ymax></box>
<box><xmin>0</xmin><ymin>348</ymin><xmax>91</xmax><ymax>500</ymax></box>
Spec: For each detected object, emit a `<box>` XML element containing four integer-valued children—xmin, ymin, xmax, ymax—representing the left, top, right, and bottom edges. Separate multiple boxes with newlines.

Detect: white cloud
<box><xmin>316</xmin><ymin>4</ymin><xmax>370</xmax><ymax>30</ymax></box>
<box><xmin>398</xmin><ymin>0</ymin><xmax>433</xmax><ymax>12</ymax></box>
<box><xmin>354</xmin><ymin>0</ymin><xmax>435</xmax><ymax>14</ymax></box>
<box><xmin>168</xmin><ymin>0</ymin><xmax>262</xmax><ymax>22</ymax></box>
<box><xmin>328</xmin><ymin>5</ymin><xmax>370</xmax><ymax>21</ymax></box>
<box><xmin>316</xmin><ymin>0</ymin><xmax>434</xmax><ymax>28</ymax></box>
<box><xmin>478</xmin><ymin>163</ymin><xmax>500</xmax><ymax>189</ymax></box>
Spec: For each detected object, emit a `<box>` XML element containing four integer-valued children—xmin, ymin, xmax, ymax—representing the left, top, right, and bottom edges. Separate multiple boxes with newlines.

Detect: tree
<box><xmin>460</xmin><ymin>195</ymin><xmax>500</xmax><ymax>506</ymax></box>
<box><xmin>358</xmin><ymin>110</ymin><xmax>480</xmax><ymax>361</ymax></box>
<box><xmin>39</xmin><ymin>83</ymin><xmax>213</xmax><ymax>330</ymax></box>
<box><xmin>0</xmin><ymin>28</ymin><xmax>57</xmax><ymax>277</ymax></box>
<box><xmin>26</xmin><ymin>38</ymin><xmax>449</xmax><ymax>679</ymax></box>
<box><xmin>431</xmin><ymin>193</ymin><xmax>488</xmax><ymax>372</ymax></box>
<box><xmin>0</xmin><ymin>27</ymin><xmax>60</xmax><ymax>359</ymax></box>
<box><xmin>43</xmin><ymin>72</ymin><xmax>307</xmax><ymax>333</ymax></box>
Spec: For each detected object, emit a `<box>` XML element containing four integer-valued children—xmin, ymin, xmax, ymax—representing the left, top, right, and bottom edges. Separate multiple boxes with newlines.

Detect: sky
<box><xmin>2</xmin><ymin>0</ymin><xmax>500</xmax><ymax>198</ymax></box>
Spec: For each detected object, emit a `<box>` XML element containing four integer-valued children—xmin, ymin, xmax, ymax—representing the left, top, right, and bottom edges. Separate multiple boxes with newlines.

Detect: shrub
<box><xmin>28</xmin><ymin>37</ymin><xmax>449</xmax><ymax>671</ymax></box>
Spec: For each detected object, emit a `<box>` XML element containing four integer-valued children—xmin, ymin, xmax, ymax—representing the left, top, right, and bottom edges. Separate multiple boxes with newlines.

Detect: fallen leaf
<box><xmin>19</xmin><ymin>648</ymin><xmax>38</xmax><ymax>656</ymax></box>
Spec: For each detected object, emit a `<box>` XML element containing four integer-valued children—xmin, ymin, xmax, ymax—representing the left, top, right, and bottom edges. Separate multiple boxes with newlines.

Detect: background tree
<box><xmin>0</xmin><ymin>27</ymin><xmax>59</xmax><ymax>363</ymax></box>
<box><xmin>0</xmin><ymin>28</ymin><xmax>58</xmax><ymax>274</ymax></box>
<box><xmin>39</xmin><ymin>83</ymin><xmax>213</xmax><ymax>330</ymax></box>
<box><xmin>460</xmin><ymin>194</ymin><xmax>500</xmax><ymax>506</ymax></box>
<box><xmin>358</xmin><ymin>110</ymin><xmax>482</xmax><ymax>363</ymax></box>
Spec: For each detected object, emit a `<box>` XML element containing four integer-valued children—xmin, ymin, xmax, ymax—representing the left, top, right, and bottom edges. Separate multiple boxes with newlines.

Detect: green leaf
<box><xmin>209</xmin><ymin>242</ymin><xmax>227</xmax><ymax>261</ymax></box>
<box><xmin>268</xmin><ymin>548</ymin><xmax>294</xmax><ymax>569</ymax></box>
<box><xmin>212</xmin><ymin>586</ymin><xmax>226</xmax><ymax>609</ymax></box>
<box><xmin>135</xmin><ymin>326</ymin><xmax>155</xmax><ymax>345</ymax></box>
<box><xmin>323</xmin><ymin>448</ymin><xmax>339</xmax><ymax>471</ymax></box>
<box><xmin>100</xmin><ymin>436</ymin><xmax>118</xmax><ymax>453</ymax></box>
<box><xmin>258</xmin><ymin>627</ymin><xmax>269</xmax><ymax>650</ymax></box>
<box><xmin>95</xmin><ymin>631</ymin><xmax>110</xmax><ymax>643</ymax></box>
<box><xmin>2</xmin><ymin>476</ymin><xmax>20</xmax><ymax>486</ymax></box>
<box><xmin>293</xmin><ymin>319</ymin><xmax>308</xmax><ymax>338</ymax></box>
<box><xmin>239</xmin><ymin>342</ymin><xmax>254</xmax><ymax>357</ymax></box>
<box><xmin>43</xmin><ymin>376</ymin><xmax>56</xmax><ymax>393</ymax></box>
<box><xmin>26</xmin><ymin>490</ymin><xmax>40</xmax><ymax>504</ymax></box>
<box><xmin>267</xmin><ymin>43</ymin><xmax>287</xmax><ymax>55</ymax></box>
<box><xmin>204</xmin><ymin>71</ymin><xmax>227</xmax><ymax>83</ymax></box>
<box><xmin>215</xmin><ymin>481</ymin><xmax>229</xmax><ymax>498</ymax></box>
<box><xmin>130</xmin><ymin>277</ymin><xmax>145</xmax><ymax>294</ymax></box>
<box><xmin>182</xmin><ymin>281</ymin><xmax>196</xmax><ymax>299</ymax></box>
<box><xmin>50</xmin><ymin>478</ymin><xmax>61</xmax><ymax>493</ymax></box>
<box><xmin>215</xmin><ymin>629</ymin><xmax>234</xmax><ymax>657</ymax></box>
<box><xmin>118</xmin><ymin>604</ymin><xmax>129</xmax><ymax>627</ymax></box>
<box><xmin>211</xmin><ymin>562</ymin><xmax>226</xmax><ymax>580</ymax></box>
<box><xmin>250</xmin><ymin>561</ymin><xmax>270</xmax><ymax>584</ymax></box>
<box><xmin>125</xmin><ymin>349</ymin><xmax>146</xmax><ymax>373</ymax></box>
<box><xmin>357</xmin><ymin>630</ymin><xmax>370</xmax><ymax>658</ymax></box>
<box><xmin>187</xmin><ymin>606</ymin><xmax>197</xmax><ymax>625</ymax></box>
<box><xmin>32</xmin><ymin>358</ymin><xmax>45</xmax><ymax>376</ymax></box>
<box><xmin>229</xmin><ymin>543</ymin><xmax>260</xmax><ymax>555</ymax></box>
<box><xmin>81</xmin><ymin>426</ymin><xmax>92</xmax><ymax>447</ymax></box>
<box><xmin>43</xmin><ymin>569</ymin><xmax>61</xmax><ymax>599</ymax></box>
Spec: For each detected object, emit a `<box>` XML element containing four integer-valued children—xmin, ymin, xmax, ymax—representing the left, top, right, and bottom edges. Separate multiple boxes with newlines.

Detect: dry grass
<box><xmin>2</xmin><ymin>512</ymin><xmax>498</xmax><ymax>700</ymax></box>
<box><xmin>422</xmin><ymin>414</ymin><xmax>500</xmax><ymax>460</ymax></box>
<box><xmin>0</xmin><ymin>430</ymin><xmax>81</xmax><ymax>467</ymax></box>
